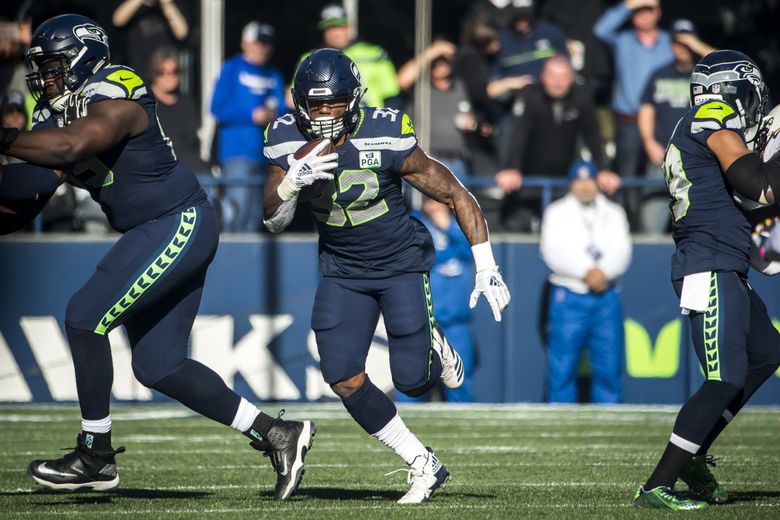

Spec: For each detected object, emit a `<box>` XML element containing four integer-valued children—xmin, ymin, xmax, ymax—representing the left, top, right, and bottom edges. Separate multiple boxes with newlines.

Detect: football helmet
<box><xmin>25</xmin><ymin>14</ymin><xmax>110</xmax><ymax>112</ymax></box>
<box><xmin>690</xmin><ymin>50</ymin><xmax>769</xmax><ymax>136</ymax></box>
<box><xmin>291</xmin><ymin>48</ymin><xmax>364</xmax><ymax>140</ymax></box>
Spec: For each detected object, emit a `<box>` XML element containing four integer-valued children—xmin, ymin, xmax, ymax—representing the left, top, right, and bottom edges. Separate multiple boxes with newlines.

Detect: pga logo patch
<box><xmin>359</xmin><ymin>151</ymin><xmax>381</xmax><ymax>169</ymax></box>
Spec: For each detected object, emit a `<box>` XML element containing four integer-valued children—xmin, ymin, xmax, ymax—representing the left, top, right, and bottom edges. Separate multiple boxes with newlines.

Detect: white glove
<box><xmin>277</xmin><ymin>140</ymin><xmax>338</xmax><ymax>201</ymax></box>
<box><xmin>469</xmin><ymin>267</ymin><xmax>511</xmax><ymax>322</ymax></box>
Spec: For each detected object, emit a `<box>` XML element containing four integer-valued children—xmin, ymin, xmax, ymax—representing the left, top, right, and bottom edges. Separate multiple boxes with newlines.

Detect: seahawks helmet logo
<box><xmin>73</xmin><ymin>24</ymin><xmax>108</xmax><ymax>46</ymax></box>
<box><xmin>735</xmin><ymin>63</ymin><xmax>763</xmax><ymax>86</ymax></box>
<box><xmin>350</xmin><ymin>61</ymin><xmax>361</xmax><ymax>83</ymax></box>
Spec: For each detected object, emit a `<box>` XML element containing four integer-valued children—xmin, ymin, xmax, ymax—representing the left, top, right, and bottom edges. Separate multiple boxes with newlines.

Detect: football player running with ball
<box><xmin>633</xmin><ymin>50</ymin><xmax>780</xmax><ymax>510</ymax></box>
<box><xmin>263</xmin><ymin>48</ymin><xmax>510</xmax><ymax>503</ymax></box>
<box><xmin>0</xmin><ymin>15</ymin><xmax>313</xmax><ymax>500</ymax></box>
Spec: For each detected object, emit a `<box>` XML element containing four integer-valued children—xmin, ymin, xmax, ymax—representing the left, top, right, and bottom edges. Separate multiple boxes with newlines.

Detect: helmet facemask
<box><xmin>293</xmin><ymin>90</ymin><xmax>361</xmax><ymax>141</ymax></box>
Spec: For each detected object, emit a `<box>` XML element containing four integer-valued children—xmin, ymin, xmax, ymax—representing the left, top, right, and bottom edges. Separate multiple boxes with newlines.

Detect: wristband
<box><xmin>471</xmin><ymin>242</ymin><xmax>497</xmax><ymax>272</ymax></box>
<box><xmin>276</xmin><ymin>175</ymin><xmax>300</xmax><ymax>201</ymax></box>
<box><xmin>0</xmin><ymin>128</ymin><xmax>20</xmax><ymax>153</ymax></box>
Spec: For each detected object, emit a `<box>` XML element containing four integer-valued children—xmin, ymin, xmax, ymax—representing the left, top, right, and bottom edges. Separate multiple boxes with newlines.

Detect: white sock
<box><xmin>82</xmin><ymin>416</ymin><xmax>111</xmax><ymax>433</ymax></box>
<box><xmin>372</xmin><ymin>414</ymin><xmax>427</xmax><ymax>465</ymax></box>
<box><xmin>230</xmin><ymin>397</ymin><xmax>260</xmax><ymax>432</ymax></box>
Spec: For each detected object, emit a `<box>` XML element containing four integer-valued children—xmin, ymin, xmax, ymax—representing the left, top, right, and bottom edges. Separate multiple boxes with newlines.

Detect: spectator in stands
<box><xmin>540</xmin><ymin>161</ymin><xmax>631</xmax><ymax>403</ymax></box>
<box><xmin>638</xmin><ymin>20</ymin><xmax>716</xmax><ymax>234</ymax></box>
<box><xmin>496</xmin><ymin>55</ymin><xmax>618</xmax><ymax>231</ymax></box>
<box><xmin>0</xmin><ymin>17</ymin><xmax>32</xmax><ymax>96</ymax></box>
<box><xmin>149</xmin><ymin>47</ymin><xmax>206</xmax><ymax>174</ymax></box>
<box><xmin>539</xmin><ymin>0</ymin><xmax>611</xmax><ymax>104</ymax></box>
<box><xmin>0</xmin><ymin>89</ymin><xmax>25</xmax><ymax>165</ymax></box>
<box><xmin>399</xmin><ymin>40</ymin><xmax>474</xmax><ymax>181</ymax></box>
<box><xmin>491</xmin><ymin>0</ymin><xmax>568</xmax><ymax>173</ymax></box>
<box><xmin>309</xmin><ymin>4</ymin><xmax>401</xmax><ymax>108</ymax></box>
<box><xmin>210</xmin><ymin>21</ymin><xmax>284</xmax><ymax>233</ymax></box>
<box><xmin>398</xmin><ymin>197</ymin><xmax>477</xmax><ymax>403</ymax></box>
<box><xmin>594</xmin><ymin>0</ymin><xmax>673</xmax><ymax>228</ymax></box>
<box><xmin>112</xmin><ymin>0</ymin><xmax>189</xmax><ymax>77</ymax></box>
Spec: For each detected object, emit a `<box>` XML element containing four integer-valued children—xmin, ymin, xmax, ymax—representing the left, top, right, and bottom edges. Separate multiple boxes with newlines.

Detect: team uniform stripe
<box><xmin>702</xmin><ymin>273</ymin><xmax>721</xmax><ymax>381</ymax></box>
<box><xmin>93</xmin><ymin>207</ymin><xmax>198</xmax><ymax>335</ymax></box>
<box><xmin>423</xmin><ymin>272</ymin><xmax>435</xmax><ymax>382</ymax></box>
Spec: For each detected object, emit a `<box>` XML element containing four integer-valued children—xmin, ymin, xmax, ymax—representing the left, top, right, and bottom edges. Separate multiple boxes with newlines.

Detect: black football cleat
<box><xmin>28</xmin><ymin>434</ymin><xmax>126</xmax><ymax>491</ymax></box>
<box><xmin>251</xmin><ymin>418</ymin><xmax>315</xmax><ymax>500</ymax></box>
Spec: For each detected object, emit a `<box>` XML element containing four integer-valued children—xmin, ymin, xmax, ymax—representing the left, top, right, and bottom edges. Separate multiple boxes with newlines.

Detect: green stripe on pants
<box><xmin>423</xmin><ymin>272</ymin><xmax>435</xmax><ymax>380</ymax></box>
<box><xmin>94</xmin><ymin>207</ymin><xmax>198</xmax><ymax>335</ymax></box>
<box><xmin>703</xmin><ymin>273</ymin><xmax>721</xmax><ymax>381</ymax></box>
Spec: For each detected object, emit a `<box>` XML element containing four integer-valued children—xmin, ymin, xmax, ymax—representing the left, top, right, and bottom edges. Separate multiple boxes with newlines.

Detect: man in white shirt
<box><xmin>540</xmin><ymin>161</ymin><xmax>632</xmax><ymax>403</ymax></box>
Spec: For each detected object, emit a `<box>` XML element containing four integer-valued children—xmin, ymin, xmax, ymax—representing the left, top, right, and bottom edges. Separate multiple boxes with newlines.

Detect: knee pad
<box><xmin>65</xmin><ymin>290</ymin><xmax>100</xmax><ymax>333</ymax></box>
<box><xmin>131</xmin><ymin>354</ymin><xmax>184</xmax><ymax>388</ymax></box>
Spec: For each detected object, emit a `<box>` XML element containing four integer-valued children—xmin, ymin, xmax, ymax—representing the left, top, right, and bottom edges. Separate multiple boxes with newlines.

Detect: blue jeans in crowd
<box><xmin>546</xmin><ymin>285</ymin><xmax>624</xmax><ymax>403</ymax></box>
<box><xmin>219</xmin><ymin>158</ymin><xmax>266</xmax><ymax>233</ymax></box>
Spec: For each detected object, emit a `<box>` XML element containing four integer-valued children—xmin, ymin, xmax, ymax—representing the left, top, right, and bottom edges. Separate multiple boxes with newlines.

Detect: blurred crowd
<box><xmin>0</xmin><ymin>0</ymin><xmax>728</xmax><ymax>237</ymax></box>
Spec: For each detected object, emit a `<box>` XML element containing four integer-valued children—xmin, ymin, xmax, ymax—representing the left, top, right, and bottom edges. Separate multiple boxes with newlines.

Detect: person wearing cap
<box><xmin>638</xmin><ymin>20</ymin><xmax>716</xmax><ymax>234</ymax></box>
<box><xmin>540</xmin><ymin>160</ymin><xmax>632</xmax><ymax>403</ymax></box>
<box><xmin>594</xmin><ymin>0</ymin><xmax>674</xmax><ymax>229</ymax></box>
<box><xmin>210</xmin><ymin>21</ymin><xmax>286</xmax><ymax>233</ymax></box>
<box><xmin>302</xmin><ymin>4</ymin><xmax>400</xmax><ymax>108</ymax></box>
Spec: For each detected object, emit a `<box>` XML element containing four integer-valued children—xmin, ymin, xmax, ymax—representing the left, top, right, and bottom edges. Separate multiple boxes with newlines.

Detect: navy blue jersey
<box><xmin>663</xmin><ymin>100</ymin><xmax>752</xmax><ymax>280</ymax></box>
<box><xmin>264</xmin><ymin>107</ymin><xmax>434</xmax><ymax>278</ymax></box>
<box><xmin>32</xmin><ymin>65</ymin><xmax>206</xmax><ymax>232</ymax></box>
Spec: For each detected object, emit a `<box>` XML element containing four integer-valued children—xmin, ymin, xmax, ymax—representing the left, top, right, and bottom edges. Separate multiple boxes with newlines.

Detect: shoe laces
<box><xmin>385</xmin><ymin>467</ymin><xmax>418</xmax><ymax>485</ymax></box>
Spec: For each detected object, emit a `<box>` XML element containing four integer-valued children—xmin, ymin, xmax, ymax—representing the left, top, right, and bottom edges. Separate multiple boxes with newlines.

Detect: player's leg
<box><xmin>682</xmin><ymin>282</ymin><xmax>780</xmax><ymax>502</ymax></box>
<box><xmin>381</xmin><ymin>272</ymin><xmax>453</xmax><ymax>503</ymax></box>
<box><xmin>124</xmin><ymin>268</ymin><xmax>313</xmax><ymax>500</ymax></box>
<box><xmin>546</xmin><ymin>286</ymin><xmax>590</xmax><ymax>403</ymax></box>
<box><xmin>29</xmin><ymin>207</ymin><xmax>212</xmax><ymax>491</ymax></box>
<box><xmin>586</xmin><ymin>288</ymin><xmax>623</xmax><ymax>404</ymax></box>
<box><xmin>442</xmin><ymin>321</ymin><xmax>476</xmax><ymax>402</ymax></box>
<box><xmin>635</xmin><ymin>272</ymin><xmax>749</xmax><ymax>509</ymax></box>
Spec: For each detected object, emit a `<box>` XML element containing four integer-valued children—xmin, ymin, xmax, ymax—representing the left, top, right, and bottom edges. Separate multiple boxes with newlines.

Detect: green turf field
<box><xmin>1</xmin><ymin>403</ymin><xmax>778</xmax><ymax>518</ymax></box>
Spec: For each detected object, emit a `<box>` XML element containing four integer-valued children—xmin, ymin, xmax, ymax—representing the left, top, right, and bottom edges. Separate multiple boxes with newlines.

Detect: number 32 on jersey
<box><xmin>311</xmin><ymin>170</ymin><xmax>389</xmax><ymax>227</ymax></box>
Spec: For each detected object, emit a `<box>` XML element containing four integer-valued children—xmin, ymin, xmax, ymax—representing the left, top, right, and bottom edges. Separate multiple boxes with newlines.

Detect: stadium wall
<box><xmin>1</xmin><ymin>237</ymin><xmax>778</xmax><ymax>404</ymax></box>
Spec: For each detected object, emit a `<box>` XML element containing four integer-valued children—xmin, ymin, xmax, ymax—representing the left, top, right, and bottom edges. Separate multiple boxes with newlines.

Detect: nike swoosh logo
<box><xmin>279</xmin><ymin>454</ymin><xmax>289</xmax><ymax>476</ymax></box>
<box><xmin>36</xmin><ymin>463</ymin><xmax>79</xmax><ymax>478</ymax></box>
<box><xmin>117</xmin><ymin>76</ymin><xmax>134</xmax><ymax>82</ymax></box>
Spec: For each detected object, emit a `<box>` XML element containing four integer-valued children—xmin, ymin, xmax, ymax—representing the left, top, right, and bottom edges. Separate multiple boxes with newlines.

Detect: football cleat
<box><xmin>393</xmin><ymin>447</ymin><xmax>450</xmax><ymax>504</ymax></box>
<box><xmin>679</xmin><ymin>455</ymin><xmax>728</xmax><ymax>503</ymax></box>
<box><xmin>28</xmin><ymin>434</ymin><xmax>125</xmax><ymax>491</ymax></box>
<box><xmin>251</xmin><ymin>417</ymin><xmax>315</xmax><ymax>500</ymax></box>
<box><xmin>432</xmin><ymin>323</ymin><xmax>464</xmax><ymax>389</ymax></box>
<box><xmin>633</xmin><ymin>485</ymin><xmax>708</xmax><ymax>510</ymax></box>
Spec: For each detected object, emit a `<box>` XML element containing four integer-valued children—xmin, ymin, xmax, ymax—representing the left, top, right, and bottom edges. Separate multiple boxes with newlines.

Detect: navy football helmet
<box><xmin>690</xmin><ymin>50</ymin><xmax>769</xmax><ymax>131</ymax></box>
<box><xmin>25</xmin><ymin>14</ymin><xmax>110</xmax><ymax>112</ymax></box>
<box><xmin>291</xmin><ymin>48</ymin><xmax>365</xmax><ymax>140</ymax></box>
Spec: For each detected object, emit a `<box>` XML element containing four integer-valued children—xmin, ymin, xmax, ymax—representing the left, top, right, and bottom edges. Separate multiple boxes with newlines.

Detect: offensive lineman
<box><xmin>633</xmin><ymin>50</ymin><xmax>780</xmax><ymax>510</ymax></box>
<box><xmin>0</xmin><ymin>15</ymin><xmax>313</xmax><ymax>500</ymax></box>
<box><xmin>262</xmin><ymin>48</ymin><xmax>510</xmax><ymax>503</ymax></box>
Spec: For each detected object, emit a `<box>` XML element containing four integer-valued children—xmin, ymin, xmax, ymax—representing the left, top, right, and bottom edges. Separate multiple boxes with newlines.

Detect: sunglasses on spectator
<box><xmin>156</xmin><ymin>68</ymin><xmax>181</xmax><ymax>76</ymax></box>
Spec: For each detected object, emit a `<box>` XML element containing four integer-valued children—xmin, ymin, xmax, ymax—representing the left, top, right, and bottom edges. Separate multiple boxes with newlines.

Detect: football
<box><xmin>293</xmin><ymin>138</ymin><xmax>337</xmax><ymax>200</ymax></box>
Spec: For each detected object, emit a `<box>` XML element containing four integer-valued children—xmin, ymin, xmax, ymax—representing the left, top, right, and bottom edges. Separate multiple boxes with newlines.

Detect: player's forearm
<box><xmin>451</xmin><ymin>190</ymin><xmax>489</xmax><ymax>246</ymax></box>
<box><xmin>725</xmin><ymin>153</ymin><xmax>780</xmax><ymax>204</ymax></box>
<box><xmin>2</xmin><ymin>128</ymin><xmax>93</xmax><ymax>166</ymax></box>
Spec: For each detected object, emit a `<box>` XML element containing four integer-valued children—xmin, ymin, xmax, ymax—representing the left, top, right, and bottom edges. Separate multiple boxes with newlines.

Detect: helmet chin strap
<box><xmin>48</xmin><ymin>89</ymin><xmax>73</xmax><ymax>113</ymax></box>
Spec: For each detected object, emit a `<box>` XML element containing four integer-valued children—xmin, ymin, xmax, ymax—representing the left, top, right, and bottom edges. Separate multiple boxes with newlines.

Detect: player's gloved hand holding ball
<box><xmin>468</xmin><ymin>242</ymin><xmax>511</xmax><ymax>321</ymax></box>
<box><xmin>277</xmin><ymin>139</ymin><xmax>338</xmax><ymax>201</ymax></box>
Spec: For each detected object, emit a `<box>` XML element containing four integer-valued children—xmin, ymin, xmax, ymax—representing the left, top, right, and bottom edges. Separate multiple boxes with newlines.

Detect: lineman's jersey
<box><xmin>32</xmin><ymin>64</ymin><xmax>206</xmax><ymax>232</ymax></box>
<box><xmin>264</xmin><ymin>107</ymin><xmax>434</xmax><ymax>278</ymax></box>
<box><xmin>664</xmin><ymin>100</ymin><xmax>752</xmax><ymax>280</ymax></box>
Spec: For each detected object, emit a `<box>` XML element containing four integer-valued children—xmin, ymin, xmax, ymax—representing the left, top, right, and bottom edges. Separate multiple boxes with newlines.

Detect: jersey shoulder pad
<box><xmin>81</xmin><ymin>65</ymin><xmax>148</xmax><ymax>103</ymax></box>
<box><xmin>31</xmin><ymin>99</ymin><xmax>54</xmax><ymax>128</ymax></box>
<box><xmin>263</xmin><ymin>113</ymin><xmax>307</xmax><ymax>165</ymax></box>
<box><xmin>350</xmin><ymin>108</ymin><xmax>418</xmax><ymax>153</ymax></box>
<box><xmin>690</xmin><ymin>100</ymin><xmax>743</xmax><ymax>135</ymax></box>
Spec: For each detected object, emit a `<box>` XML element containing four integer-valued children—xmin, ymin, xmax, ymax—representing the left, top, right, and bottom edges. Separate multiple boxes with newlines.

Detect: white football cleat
<box><xmin>395</xmin><ymin>447</ymin><xmax>450</xmax><ymax>504</ymax></box>
<box><xmin>432</xmin><ymin>323</ymin><xmax>464</xmax><ymax>389</ymax></box>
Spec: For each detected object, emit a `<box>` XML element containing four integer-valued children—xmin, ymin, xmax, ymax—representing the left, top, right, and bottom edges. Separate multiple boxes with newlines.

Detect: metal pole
<box><xmin>199</xmin><ymin>0</ymin><xmax>224</xmax><ymax>164</ymax></box>
<box><xmin>410</xmin><ymin>0</ymin><xmax>431</xmax><ymax>210</ymax></box>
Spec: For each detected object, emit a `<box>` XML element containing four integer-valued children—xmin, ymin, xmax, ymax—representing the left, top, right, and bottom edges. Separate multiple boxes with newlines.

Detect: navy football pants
<box><xmin>311</xmin><ymin>272</ymin><xmax>442</xmax><ymax>394</ymax></box>
<box><xmin>64</xmin><ymin>204</ymin><xmax>242</xmax><ymax>423</ymax></box>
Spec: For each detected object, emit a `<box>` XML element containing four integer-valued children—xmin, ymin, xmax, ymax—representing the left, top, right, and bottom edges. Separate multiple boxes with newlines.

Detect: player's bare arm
<box><xmin>263</xmin><ymin>164</ymin><xmax>287</xmax><ymax>220</ymax></box>
<box><xmin>708</xmin><ymin>129</ymin><xmax>780</xmax><ymax>204</ymax></box>
<box><xmin>2</xmin><ymin>100</ymin><xmax>148</xmax><ymax>167</ymax></box>
<box><xmin>400</xmin><ymin>146</ymin><xmax>488</xmax><ymax>245</ymax></box>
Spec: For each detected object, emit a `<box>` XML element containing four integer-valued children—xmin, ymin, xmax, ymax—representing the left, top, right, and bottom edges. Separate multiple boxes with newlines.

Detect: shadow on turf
<box><xmin>725</xmin><ymin>490</ymin><xmax>780</xmax><ymax>503</ymax></box>
<box><xmin>285</xmin><ymin>487</ymin><xmax>495</xmax><ymax>501</ymax></box>
<box><xmin>0</xmin><ymin>488</ymin><xmax>211</xmax><ymax>505</ymax></box>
